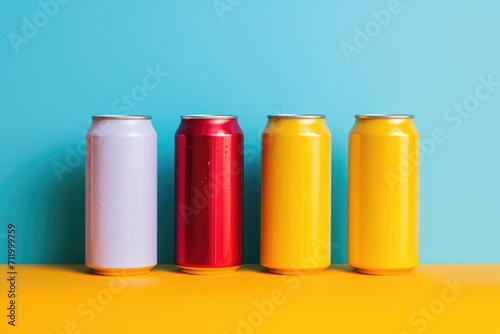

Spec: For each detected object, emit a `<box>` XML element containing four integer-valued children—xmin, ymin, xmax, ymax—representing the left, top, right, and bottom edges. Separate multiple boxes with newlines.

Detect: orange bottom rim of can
<box><xmin>353</xmin><ymin>267</ymin><xmax>415</xmax><ymax>276</ymax></box>
<box><xmin>88</xmin><ymin>265</ymin><xmax>155</xmax><ymax>276</ymax></box>
<box><xmin>178</xmin><ymin>265</ymin><xmax>240</xmax><ymax>275</ymax></box>
<box><xmin>266</xmin><ymin>267</ymin><xmax>325</xmax><ymax>275</ymax></box>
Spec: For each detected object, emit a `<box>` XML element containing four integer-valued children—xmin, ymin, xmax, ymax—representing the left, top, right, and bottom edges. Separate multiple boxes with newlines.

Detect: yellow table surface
<box><xmin>1</xmin><ymin>265</ymin><xmax>499</xmax><ymax>334</ymax></box>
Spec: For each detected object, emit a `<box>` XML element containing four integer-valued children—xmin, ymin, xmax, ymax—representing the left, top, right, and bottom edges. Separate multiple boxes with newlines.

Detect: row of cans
<box><xmin>86</xmin><ymin>114</ymin><xmax>419</xmax><ymax>276</ymax></box>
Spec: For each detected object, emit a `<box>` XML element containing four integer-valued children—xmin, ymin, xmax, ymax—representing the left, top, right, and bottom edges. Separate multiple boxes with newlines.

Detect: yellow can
<box><xmin>261</xmin><ymin>114</ymin><xmax>331</xmax><ymax>275</ymax></box>
<box><xmin>348</xmin><ymin>114</ymin><xmax>419</xmax><ymax>275</ymax></box>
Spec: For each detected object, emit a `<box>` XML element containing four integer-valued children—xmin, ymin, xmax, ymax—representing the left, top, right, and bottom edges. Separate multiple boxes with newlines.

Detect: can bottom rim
<box><xmin>178</xmin><ymin>265</ymin><xmax>240</xmax><ymax>275</ymax></box>
<box><xmin>352</xmin><ymin>267</ymin><xmax>415</xmax><ymax>275</ymax></box>
<box><xmin>265</xmin><ymin>267</ymin><xmax>325</xmax><ymax>275</ymax></box>
<box><xmin>88</xmin><ymin>265</ymin><xmax>155</xmax><ymax>276</ymax></box>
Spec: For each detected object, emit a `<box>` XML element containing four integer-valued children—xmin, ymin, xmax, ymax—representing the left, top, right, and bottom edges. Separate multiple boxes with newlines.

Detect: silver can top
<box><xmin>355</xmin><ymin>114</ymin><xmax>414</xmax><ymax>119</ymax></box>
<box><xmin>181</xmin><ymin>115</ymin><xmax>237</xmax><ymax>120</ymax></box>
<box><xmin>92</xmin><ymin>115</ymin><xmax>152</xmax><ymax>120</ymax></box>
<box><xmin>268</xmin><ymin>114</ymin><xmax>325</xmax><ymax>119</ymax></box>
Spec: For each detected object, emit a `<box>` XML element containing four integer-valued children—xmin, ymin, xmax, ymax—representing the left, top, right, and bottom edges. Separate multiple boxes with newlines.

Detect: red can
<box><xmin>175</xmin><ymin>115</ymin><xmax>243</xmax><ymax>275</ymax></box>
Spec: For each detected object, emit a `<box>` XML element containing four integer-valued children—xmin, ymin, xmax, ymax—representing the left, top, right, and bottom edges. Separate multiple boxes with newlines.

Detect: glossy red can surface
<box><xmin>175</xmin><ymin>115</ymin><xmax>243</xmax><ymax>274</ymax></box>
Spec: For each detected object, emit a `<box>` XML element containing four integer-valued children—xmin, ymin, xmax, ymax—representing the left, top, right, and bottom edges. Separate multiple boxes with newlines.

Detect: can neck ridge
<box><xmin>92</xmin><ymin>115</ymin><xmax>151</xmax><ymax>120</ymax></box>
<box><xmin>268</xmin><ymin>114</ymin><xmax>325</xmax><ymax>119</ymax></box>
<box><xmin>181</xmin><ymin>115</ymin><xmax>237</xmax><ymax>120</ymax></box>
<box><xmin>355</xmin><ymin>114</ymin><xmax>414</xmax><ymax>119</ymax></box>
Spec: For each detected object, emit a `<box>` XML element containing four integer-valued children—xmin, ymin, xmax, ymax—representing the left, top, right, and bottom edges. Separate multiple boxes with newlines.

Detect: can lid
<box><xmin>92</xmin><ymin>115</ymin><xmax>152</xmax><ymax>120</ymax></box>
<box><xmin>355</xmin><ymin>114</ymin><xmax>414</xmax><ymax>119</ymax></box>
<box><xmin>181</xmin><ymin>115</ymin><xmax>237</xmax><ymax>119</ymax></box>
<box><xmin>267</xmin><ymin>114</ymin><xmax>325</xmax><ymax>119</ymax></box>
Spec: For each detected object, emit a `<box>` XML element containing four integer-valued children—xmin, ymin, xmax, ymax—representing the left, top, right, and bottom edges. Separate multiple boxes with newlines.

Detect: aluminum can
<box><xmin>261</xmin><ymin>114</ymin><xmax>331</xmax><ymax>275</ymax></box>
<box><xmin>86</xmin><ymin>115</ymin><xmax>157</xmax><ymax>276</ymax></box>
<box><xmin>175</xmin><ymin>115</ymin><xmax>243</xmax><ymax>275</ymax></box>
<box><xmin>348</xmin><ymin>114</ymin><xmax>419</xmax><ymax>275</ymax></box>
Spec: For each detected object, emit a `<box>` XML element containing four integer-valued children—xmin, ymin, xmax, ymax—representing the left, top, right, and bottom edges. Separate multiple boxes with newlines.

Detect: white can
<box><xmin>86</xmin><ymin>115</ymin><xmax>157</xmax><ymax>275</ymax></box>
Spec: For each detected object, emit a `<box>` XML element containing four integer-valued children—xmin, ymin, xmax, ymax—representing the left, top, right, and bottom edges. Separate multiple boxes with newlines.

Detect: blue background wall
<box><xmin>1</xmin><ymin>0</ymin><xmax>499</xmax><ymax>264</ymax></box>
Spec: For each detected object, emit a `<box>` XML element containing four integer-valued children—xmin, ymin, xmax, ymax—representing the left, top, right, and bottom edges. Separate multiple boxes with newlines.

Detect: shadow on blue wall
<box><xmin>6</xmin><ymin>142</ymin><xmax>346</xmax><ymax>264</ymax></box>
<box><xmin>158</xmin><ymin>158</ymin><xmax>175</xmax><ymax>263</ymax></box>
<box><xmin>331</xmin><ymin>153</ymin><xmax>348</xmax><ymax>263</ymax></box>
<box><xmin>243</xmin><ymin>165</ymin><xmax>261</xmax><ymax>263</ymax></box>
<box><xmin>3</xmin><ymin>148</ymin><xmax>86</xmax><ymax>263</ymax></box>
